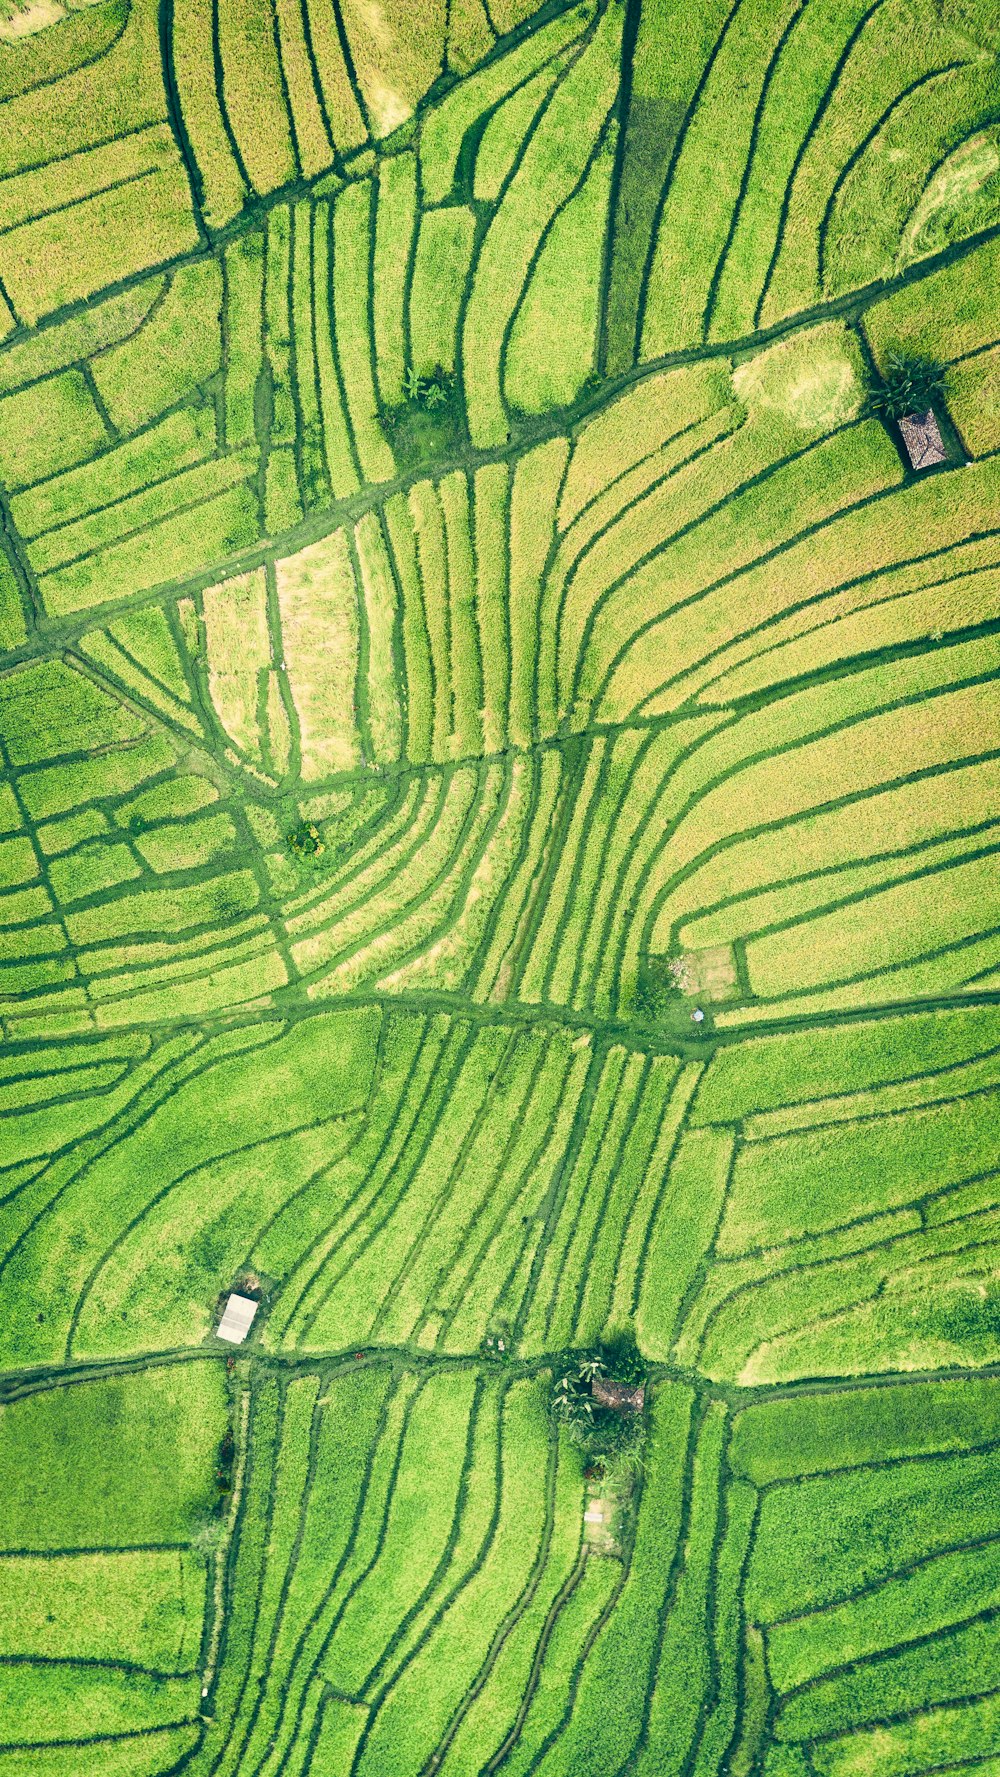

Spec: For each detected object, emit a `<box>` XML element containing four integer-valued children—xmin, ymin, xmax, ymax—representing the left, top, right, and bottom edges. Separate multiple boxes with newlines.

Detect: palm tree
<box><xmin>577</xmin><ymin>1355</ymin><xmax>605</xmax><ymax>1384</ymax></box>
<box><xmin>868</xmin><ymin>354</ymin><xmax>947</xmax><ymax>421</ymax></box>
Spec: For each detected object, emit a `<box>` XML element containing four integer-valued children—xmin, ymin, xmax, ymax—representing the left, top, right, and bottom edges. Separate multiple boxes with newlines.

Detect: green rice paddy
<box><xmin>1</xmin><ymin>0</ymin><xmax>999</xmax><ymax>1770</ymax></box>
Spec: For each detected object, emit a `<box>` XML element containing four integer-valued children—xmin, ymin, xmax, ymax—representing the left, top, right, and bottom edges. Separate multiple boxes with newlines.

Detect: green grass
<box><xmin>768</xmin><ymin>1538</ymin><xmax>1000</xmax><ymax>1693</ymax></box>
<box><xmin>717</xmin><ymin>1088</ymin><xmax>1000</xmax><ymax>1252</ymax></box>
<box><xmin>354</xmin><ymin>1379</ymin><xmax>554</xmax><ymax>1774</ymax></box>
<box><xmin>0</xmin><ymin>1547</ymin><xmax>204</xmax><ymax>1668</ymax></box>
<box><xmin>731</xmin><ymin>1376</ymin><xmax>1000</xmax><ymax>1484</ymax></box>
<box><xmin>421</xmin><ymin>4</ymin><xmax>593</xmax><ymax>204</ymax></box>
<box><xmin>637</xmin><ymin>1126</ymin><xmax>733</xmax><ymax>1356</ymax></box>
<box><xmin>747</xmin><ymin>1442</ymin><xmax>1000</xmax><ymax>1621</ymax></box>
<box><xmin>640</xmin><ymin>0</ymin><xmax>805</xmax><ymax>358</ymax></box>
<box><xmin>462</xmin><ymin>3</ymin><xmax>623</xmax><ymax>447</ymax></box>
<box><xmin>1</xmin><ymin>6</ymin><xmax>1000</xmax><ymax>1773</ymax></box>
<box><xmin>0</xmin><ymin>372</ymin><xmax>108</xmax><ymax>487</ymax></box>
<box><xmin>90</xmin><ymin>261</ymin><xmax>223</xmax><ymax>433</ymax></box>
<box><xmin>505</xmin><ymin>125</ymin><xmax>615</xmax><ymax>413</ymax></box>
<box><xmin>322</xmin><ymin>1368</ymin><xmax>477</xmax><ymax>1690</ymax></box>
<box><xmin>693</xmin><ymin>1003</ymin><xmax>1000</xmax><ymax>1123</ymax></box>
<box><xmin>0</xmin><ymin>1737</ymin><xmax>201</xmax><ymax>1777</ymax></box>
<box><xmin>0</xmin><ymin>1364</ymin><xmax>225</xmax><ymax>1547</ymax></box>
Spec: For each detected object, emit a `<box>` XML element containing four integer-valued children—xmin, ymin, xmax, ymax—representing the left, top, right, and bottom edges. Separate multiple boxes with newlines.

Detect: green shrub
<box><xmin>552</xmin><ymin>1338</ymin><xmax>648</xmax><ymax>1476</ymax></box>
<box><xmin>599</xmin><ymin>1413</ymin><xmax>648</xmax><ymax>1488</ymax></box>
<box><xmin>402</xmin><ymin>362</ymin><xmax>456</xmax><ymax>409</ymax></box>
<box><xmin>287</xmin><ymin>819</ymin><xmax>325</xmax><ymax>859</ymax></box>
<box><xmin>868</xmin><ymin>353</ymin><xmax>948</xmax><ymax>420</ymax></box>
<box><xmin>552</xmin><ymin>1362</ymin><xmax>596</xmax><ymax>1435</ymax></box>
<box><xmin>634</xmin><ymin>953</ymin><xmax>684</xmax><ymax>1018</ymax></box>
<box><xmin>596</xmin><ymin>1326</ymin><xmax>645</xmax><ymax>1385</ymax></box>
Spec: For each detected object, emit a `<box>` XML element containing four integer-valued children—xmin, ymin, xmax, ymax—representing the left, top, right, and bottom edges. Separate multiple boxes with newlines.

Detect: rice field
<box><xmin>1</xmin><ymin>0</ymin><xmax>999</xmax><ymax>1771</ymax></box>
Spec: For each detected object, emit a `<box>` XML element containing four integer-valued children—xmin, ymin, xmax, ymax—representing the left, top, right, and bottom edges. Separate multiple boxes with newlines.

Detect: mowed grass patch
<box><xmin>0</xmin><ymin>1547</ymin><xmax>205</xmax><ymax>1669</ymax></box>
<box><xmin>0</xmin><ymin>1363</ymin><xmax>225</xmax><ymax>1547</ymax></box>
<box><xmin>731</xmin><ymin>325</ymin><xmax>865</xmax><ymax>436</ymax></box>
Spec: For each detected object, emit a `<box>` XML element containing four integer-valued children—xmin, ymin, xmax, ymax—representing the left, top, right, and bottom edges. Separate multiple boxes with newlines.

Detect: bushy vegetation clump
<box><xmin>402</xmin><ymin>364</ymin><xmax>456</xmax><ymax>410</ymax></box>
<box><xmin>867</xmin><ymin>353</ymin><xmax>948</xmax><ymax>420</ymax></box>
<box><xmin>552</xmin><ymin>1331</ymin><xmax>648</xmax><ymax>1486</ymax></box>
<box><xmin>287</xmin><ymin>820</ymin><xmax>325</xmax><ymax>860</ymax></box>
<box><xmin>634</xmin><ymin>954</ymin><xmax>685</xmax><ymax>1019</ymax></box>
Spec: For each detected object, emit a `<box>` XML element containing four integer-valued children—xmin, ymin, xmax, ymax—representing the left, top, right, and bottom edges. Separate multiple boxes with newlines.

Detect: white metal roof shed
<box><xmin>217</xmin><ymin>1293</ymin><xmax>258</xmax><ymax>1344</ymax></box>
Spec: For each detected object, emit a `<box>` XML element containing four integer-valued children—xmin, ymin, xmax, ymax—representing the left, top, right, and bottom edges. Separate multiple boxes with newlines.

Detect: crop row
<box><xmin>0</xmin><ymin>1</ymin><xmax>628</xmax><ymax>602</ymax></box>
<box><xmin>0</xmin><ymin>0</ymin><xmax>569</xmax><ymax>336</ymax></box>
<box><xmin>171</xmin><ymin>1363</ymin><xmax>586</xmax><ymax>1777</ymax></box>
<box><xmin>669</xmin><ymin>1001</ymin><xmax>1000</xmax><ymax>1383</ymax></box>
<box><xmin>1</xmin><ymin>604</ymin><xmax>998</xmax><ymax>1065</ymax></box>
<box><xmin>5</xmin><ymin>0</ymin><xmax>992</xmax><ymax>369</ymax></box>
<box><xmin>605</xmin><ymin>0</ymin><xmax>1000</xmax><ymax>368</ymax></box>
<box><xmin>0</xmin><ymin>997</ymin><xmax>700</xmax><ymax>1366</ymax></box>
<box><xmin>0</xmin><ymin>3</ymin><xmax>198</xmax><ymax>331</ymax></box>
<box><xmin>140</xmin><ymin>1370</ymin><xmax>723</xmax><ymax>1777</ymax></box>
<box><xmin>0</xmin><ymin>0</ymin><xmax>618</xmax><ymax>630</ymax></box>
<box><xmin>0</xmin><ymin>654</ymin><xmax>292</xmax><ymax>1034</ymax></box>
<box><xmin>6</xmin><ymin>1364</ymin><xmax>1000</xmax><ymax>1773</ymax></box>
<box><xmin>0</xmin><ymin>1363</ymin><xmax>223</xmax><ymax>1769</ymax></box>
<box><xmin>6</xmin><ymin>988</ymin><xmax>998</xmax><ymax>1382</ymax></box>
<box><xmin>3</xmin><ymin>278</ymin><xmax>996</xmax><ymax>751</ymax></box>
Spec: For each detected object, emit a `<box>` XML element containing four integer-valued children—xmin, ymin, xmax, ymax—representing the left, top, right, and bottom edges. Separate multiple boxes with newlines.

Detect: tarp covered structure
<box><xmin>217</xmin><ymin>1293</ymin><xmax>258</xmax><ymax>1344</ymax></box>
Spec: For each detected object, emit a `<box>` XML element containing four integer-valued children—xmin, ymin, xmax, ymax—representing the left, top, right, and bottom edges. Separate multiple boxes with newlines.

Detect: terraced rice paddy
<box><xmin>1</xmin><ymin>0</ymin><xmax>999</xmax><ymax>1771</ymax></box>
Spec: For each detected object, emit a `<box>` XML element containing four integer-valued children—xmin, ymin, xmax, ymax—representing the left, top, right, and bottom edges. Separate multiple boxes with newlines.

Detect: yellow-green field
<box><xmin>1</xmin><ymin>0</ymin><xmax>1000</xmax><ymax>1772</ymax></box>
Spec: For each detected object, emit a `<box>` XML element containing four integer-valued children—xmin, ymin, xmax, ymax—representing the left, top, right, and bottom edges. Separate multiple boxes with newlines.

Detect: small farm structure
<box><xmin>592</xmin><ymin>1375</ymin><xmax>645</xmax><ymax>1413</ymax></box>
<box><xmin>217</xmin><ymin>1294</ymin><xmax>258</xmax><ymax>1344</ymax></box>
<box><xmin>898</xmin><ymin>409</ymin><xmax>947</xmax><ymax>470</ymax></box>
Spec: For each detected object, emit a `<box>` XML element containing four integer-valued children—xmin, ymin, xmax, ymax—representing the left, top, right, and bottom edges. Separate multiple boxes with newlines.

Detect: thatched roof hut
<box><xmin>898</xmin><ymin>410</ymin><xmax>946</xmax><ymax>471</ymax></box>
<box><xmin>592</xmin><ymin>1375</ymin><xmax>645</xmax><ymax>1413</ymax></box>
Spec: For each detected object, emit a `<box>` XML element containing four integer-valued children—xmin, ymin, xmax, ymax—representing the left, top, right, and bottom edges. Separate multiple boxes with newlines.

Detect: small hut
<box><xmin>897</xmin><ymin>410</ymin><xmax>946</xmax><ymax>471</ymax></box>
<box><xmin>592</xmin><ymin>1375</ymin><xmax>645</xmax><ymax>1414</ymax></box>
<box><xmin>217</xmin><ymin>1293</ymin><xmax>258</xmax><ymax>1344</ymax></box>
